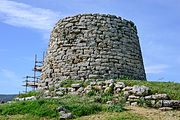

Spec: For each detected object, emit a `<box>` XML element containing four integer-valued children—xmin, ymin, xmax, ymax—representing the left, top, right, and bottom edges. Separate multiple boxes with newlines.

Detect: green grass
<box><xmin>18</xmin><ymin>91</ymin><xmax>40</xmax><ymax>98</ymax></box>
<box><xmin>0</xmin><ymin>114</ymin><xmax>54</xmax><ymax>120</ymax></box>
<box><xmin>116</xmin><ymin>79</ymin><xmax>180</xmax><ymax>100</ymax></box>
<box><xmin>0</xmin><ymin>99</ymin><xmax>59</xmax><ymax>118</ymax></box>
<box><xmin>0</xmin><ymin>94</ymin><xmax>126</xmax><ymax>119</ymax></box>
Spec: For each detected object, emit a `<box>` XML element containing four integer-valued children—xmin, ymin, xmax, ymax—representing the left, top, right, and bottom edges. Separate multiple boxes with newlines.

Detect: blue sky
<box><xmin>0</xmin><ymin>0</ymin><xmax>179</xmax><ymax>94</ymax></box>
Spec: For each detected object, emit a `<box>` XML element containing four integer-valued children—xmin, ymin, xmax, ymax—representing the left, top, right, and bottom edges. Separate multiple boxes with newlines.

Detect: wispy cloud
<box><xmin>0</xmin><ymin>0</ymin><xmax>61</xmax><ymax>40</ymax></box>
<box><xmin>145</xmin><ymin>64</ymin><xmax>169</xmax><ymax>74</ymax></box>
<box><xmin>1</xmin><ymin>69</ymin><xmax>19</xmax><ymax>81</ymax></box>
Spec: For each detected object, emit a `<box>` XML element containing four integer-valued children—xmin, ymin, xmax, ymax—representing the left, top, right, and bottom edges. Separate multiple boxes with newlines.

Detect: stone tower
<box><xmin>38</xmin><ymin>14</ymin><xmax>146</xmax><ymax>89</ymax></box>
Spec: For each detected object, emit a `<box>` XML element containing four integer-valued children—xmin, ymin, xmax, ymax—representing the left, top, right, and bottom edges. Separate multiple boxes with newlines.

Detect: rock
<box><xmin>154</xmin><ymin>100</ymin><xmax>163</xmax><ymax>108</ymax></box>
<box><xmin>159</xmin><ymin>107</ymin><xmax>173</xmax><ymax>111</ymax></box>
<box><xmin>104</xmin><ymin>87</ymin><xmax>110</xmax><ymax>93</ymax></box>
<box><xmin>128</xmin><ymin>95</ymin><xmax>140</xmax><ymax>99</ymax></box>
<box><xmin>65</xmin><ymin>23</ymin><xmax>73</xmax><ymax>27</ymax></box>
<box><xmin>131</xmin><ymin>102</ymin><xmax>138</xmax><ymax>106</ymax></box>
<box><xmin>163</xmin><ymin>100</ymin><xmax>180</xmax><ymax>108</ymax></box>
<box><xmin>71</xmin><ymin>84</ymin><xmax>82</xmax><ymax>88</ymax></box>
<box><xmin>77</xmin><ymin>87</ymin><xmax>84</xmax><ymax>92</ymax></box>
<box><xmin>106</xmin><ymin>101</ymin><xmax>114</xmax><ymax>104</ymax></box>
<box><xmin>68</xmin><ymin>92</ymin><xmax>78</xmax><ymax>96</ymax></box>
<box><xmin>145</xmin><ymin>94</ymin><xmax>168</xmax><ymax>100</ymax></box>
<box><xmin>105</xmin><ymin>79</ymin><xmax>116</xmax><ymax>85</ymax></box>
<box><xmin>58</xmin><ymin>87</ymin><xmax>67</xmax><ymax>92</ymax></box>
<box><xmin>151</xmin><ymin>100</ymin><xmax>156</xmax><ymax>105</ymax></box>
<box><xmin>90</xmin><ymin>82</ymin><xmax>97</xmax><ymax>86</ymax></box>
<box><xmin>84</xmin><ymin>85</ymin><xmax>92</xmax><ymax>93</ymax></box>
<box><xmin>25</xmin><ymin>96</ymin><xmax>36</xmax><ymax>101</ymax></box>
<box><xmin>144</xmin><ymin>95</ymin><xmax>152</xmax><ymax>100</ymax></box>
<box><xmin>67</xmin><ymin>87</ymin><xmax>76</xmax><ymax>92</ymax></box>
<box><xmin>56</xmin><ymin>91</ymin><xmax>64</xmax><ymax>96</ymax></box>
<box><xmin>123</xmin><ymin>91</ymin><xmax>130</xmax><ymax>96</ymax></box>
<box><xmin>97</xmin><ymin>81</ymin><xmax>105</xmax><ymax>86</ymax></box>
<box><xmin>116</xmin><ymin>82</ymin><xmax>126</xmax><ymax>88</ymax></box>
<box><xmin>59</xmin><ymin>113</ymin><xmax>74</xmax><ymax>119</ymax></box>
<box><xmin>115</xmin><ymin>88</ymin><xmax>121</xmax><ymax>94</ymax></box>
<box><xmin>131</xmin><ymin>85</ymin><xmax>150</xmax><ymax>96</ymax></box>
<box><xmin>55</xmin><ymin>83</ymin><xmax>62</xmax><ymax>88</ymax></box>
<box><xmin>15</xmin><ymin>97</ymin><xmax>25</xmax><ymax>101</ymax></box>
<box><xmin>44</xmin><ymin>90</ymin><xmax>50</xmax><ymax>96</ymax></box>
<box><xmin>58</xmin><ymin>107</ymin><xmax>69</xmax><ymax>113</ymax></box>
<box><xmin>122</xmin><ymin>86</ymin><xmax>133</xmax><ymax>91</ymax></box>
<box><xmin>59</xmin><ymin>111</ymin><xmax>66</xmax><ymax>114</ymax></box>
<box><xmin>128</xmin><ymin>95</ymin><xmax>139</xmax><ymax>102</ymax></box>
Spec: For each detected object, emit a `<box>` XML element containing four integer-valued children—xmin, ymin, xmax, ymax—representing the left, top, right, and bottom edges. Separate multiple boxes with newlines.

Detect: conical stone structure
<box><xmin>38</xmin><ymin>13</ymin><xmax>146</xmax><ymax>90</ymax></box>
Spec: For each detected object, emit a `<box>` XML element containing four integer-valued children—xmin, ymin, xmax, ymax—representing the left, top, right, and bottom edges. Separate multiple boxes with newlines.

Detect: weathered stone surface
<box><xmin>163</xmin><ymin>100</ymin><xmax>180</xmax><ymax>108</ymax></box>
<box><xmin>38</xmin><ymin>13</ymin><xmax>146</xmax><ymax>90</ymax></box>
<box><xmin>25</xmin><ymin>96</ymin><xmax>36</xmax><ymax>101</ymax></box>
<box><xmin>71</xmin><ymin>84</ymin><xmax>82</xmax><ymax>88</ymax></box>
<box><xmin>59</xmin><ymin>113</ymin><xmax>74</xmax><ymax>119</ymax></box>
<box><xmin>159</xmin><ymin>107</ymin><xmax>173</xmax><ymax>111</ymax></box>
<box><xmin>122</xmin><ymin>86</ymin><xmax>133</xmax><ymax>91</ymax></box>
<box><xmin>115</xmin><ymin>82</ymin><xmax>126</xmax><ymax>88</ymax></box>
<box><xmin>106</xmin><ymin>101</ymin><xmax>114</xmax><ymax>104</ymax></box>
<box><xmin>131</xmin><ymin>85</ymin><xmax>149</xmax><ymax>96</ymax></box>
<box><xmin>131</xmin><ymin>102</ymin><xmax>138</xmax><ymax>106</ymax></box>
<box><xmin>56</xmin><ymin>91</ymin><xmax>64</xmax><ymax>96</ymax></box>
<box><xmin>77</xmin><ymin>87</ymin><xmax>84</xmax><ymax>92</ymax></box>
<box><xmin>145</xmin><ymin>94</ymin><xmax>168</xmax><ymax>100</ymax></box>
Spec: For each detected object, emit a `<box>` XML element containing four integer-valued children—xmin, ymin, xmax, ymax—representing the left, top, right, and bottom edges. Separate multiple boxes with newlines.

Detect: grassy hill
<box><xmin>0</xmin><ymin>80</ymin><xmax>179</xmax><ymax>120</ymax></box>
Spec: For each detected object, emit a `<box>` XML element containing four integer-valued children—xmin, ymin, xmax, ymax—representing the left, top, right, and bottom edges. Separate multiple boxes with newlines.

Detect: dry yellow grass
<box><xmin>76</xmin><ymin>106</ymin><xmax>180</xmax><ymax>120</ymax></box>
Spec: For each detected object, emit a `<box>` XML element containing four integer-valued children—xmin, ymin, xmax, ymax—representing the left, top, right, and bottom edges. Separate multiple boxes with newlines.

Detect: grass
<box><xmin>18</xmin><ymin>91</ymin><xmax>40</xmax><ymax>98</ymax></box>
<box><xmin>76</xmin><ymin>111</ymin><xmax>149</xmax><ymax>120</ymax></box>
<box><xmin>1</xmin><ymin>78</ymin><xmax>179</xmax><ymax>119</ymax></box>
<box><xmin>0</xmin><ymin>114</ymin><xmax>54</xmax><ymax>120</ymax></box>
<box><xmin>0</xmin><ymin>94</ymin><xmax>124</xmax><ymax>119</ymax></box>
<box><xmin>116</xmin><ymin>79</ymin><xmax>180</xmax><ymax>100</ymax></box>
<box><xmin>0</xmin><ymin>99</ymin><xmax>59</xmax><ymax>118</ymax></box>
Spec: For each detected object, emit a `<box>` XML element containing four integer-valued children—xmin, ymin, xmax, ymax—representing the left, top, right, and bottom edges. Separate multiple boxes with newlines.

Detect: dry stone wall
<box><xmin>38</xmin><ymin>13</ymin><xmax>146</xmax><ymax>90</ymax></box>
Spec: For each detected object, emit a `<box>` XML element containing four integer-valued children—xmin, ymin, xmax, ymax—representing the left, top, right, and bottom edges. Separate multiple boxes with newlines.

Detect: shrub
<box><xmin>18</xmin><ymin>91</ymin><xmax>39</xmax><ymax>98</ymax></box>
<box><xmin>106</xmin><ymin>83</ymin><xmax>115</xmax><ymax>96</ymax></box>
<box><xmin>86</xmin><ymin>91</ymin><xmax>96</xmax><ymax>97</ymax></box>
<box><xmin>49</xmin><ymin>86</ymin><xmax>55</xmax><ymax>92</ymax></box>
<box><xmin>107</xmin><ymin>104</ymin><xmax>124</xmax><ymax>112</ymax></box>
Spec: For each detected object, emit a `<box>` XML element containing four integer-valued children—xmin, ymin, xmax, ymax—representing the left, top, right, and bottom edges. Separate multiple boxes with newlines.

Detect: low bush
<box><xmin>107</xmin><ymin>104</ymin><xmax>124</xmax><ymax>112</ymax></box>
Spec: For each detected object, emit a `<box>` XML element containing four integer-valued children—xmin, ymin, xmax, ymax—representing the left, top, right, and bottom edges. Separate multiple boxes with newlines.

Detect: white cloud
<box><xmin>1</xmin><ymin>69</ymin><xmax>19</xmax><ymax>81</ymax></box>
<box><xmin>145</xmin><ymin>64</ymin><xmax>169</xmax><ymax>74</ymax></box>
<box><xmin>0</xmin><ymin>0</ymin><xmax>61</xmax><ymax>40</ymax></box>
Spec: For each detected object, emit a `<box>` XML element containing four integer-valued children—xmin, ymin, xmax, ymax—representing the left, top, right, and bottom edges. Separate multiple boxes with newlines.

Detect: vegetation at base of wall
<box><xmin>116</xmin><ymin>78</ymin><xmax>180</xmax><ymax>100</ymax></box>
<box><xmin>61</xmin><ymin>78</ymin><xmax>180</xmax><ymax>100</ymax></box>
<box><xmin>107</xmin><ymin>104</ymin><xmax>124</xmax><ymax>112</ymax></box>
<box><xmin>0</xmin><ymin>95</ymin><xmax>125</xmax><ymax>119</ymax></box>
<box><xmin>17</xmin><ymin>91</ymin><xmax>40</xmax><ymax>98</ymax></box>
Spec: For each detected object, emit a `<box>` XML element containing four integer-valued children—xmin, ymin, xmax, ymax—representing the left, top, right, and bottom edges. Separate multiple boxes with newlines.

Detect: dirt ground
<box><xmin>77</xmin><ymin>106</ymin><xmax>180</xmax><ymax>120</ymax></box>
